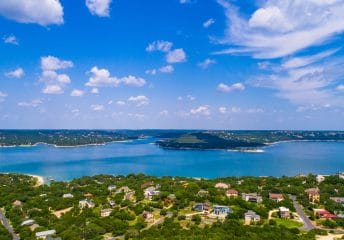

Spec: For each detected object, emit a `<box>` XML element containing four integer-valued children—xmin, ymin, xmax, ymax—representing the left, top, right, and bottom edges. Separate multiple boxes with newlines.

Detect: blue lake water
<box><xmin>0</xmin><ymin>139</ymin><xmax>343</xmax><ymax>181</ymax></box>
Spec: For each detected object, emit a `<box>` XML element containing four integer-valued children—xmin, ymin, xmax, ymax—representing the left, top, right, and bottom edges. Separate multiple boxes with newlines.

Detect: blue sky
<box><xmin>0</xmin><ymin>0</ymin><xmax>344</xmax><ymax>129</ymax></box>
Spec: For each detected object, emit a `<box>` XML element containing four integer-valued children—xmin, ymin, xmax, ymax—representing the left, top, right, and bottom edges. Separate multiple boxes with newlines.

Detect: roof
<box><xmin>305</xmin><ymin>188</ymin><xmax>320</xmax><ymax>194</ymax></box>
<box><xmin>279</xmin><ymin>207</ymin><xmax>290</xmax><ymax>212</ymax></box>
<box><xmin>269</xmin><ymin>193</ymin><xmax>283</xmax><ymax>199</ymax></box>
<box><xmin>227</xmin><ymin>189</ymin><xmax>238</xmax><ymax>194</ymax></box>
<box><xmin>35</xmin><ymin>230</ymin><xmax>56</xmax><ymax>237</ymax></box>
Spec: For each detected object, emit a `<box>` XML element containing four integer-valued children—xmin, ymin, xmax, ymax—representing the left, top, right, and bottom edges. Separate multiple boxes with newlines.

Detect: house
<box><xmin>116</xmin><ymin>186</ymin><xmax>131</xmax><ymax>194</ymax></box>
<box><xmin>316</xmin><ymin>175</ymin><xmax>328</xmax><ymax>184</ymax></box>
<box><xmin>213</xmin><ymin>205</ymin><xmax>233</xmax><ymax>217</ymax></box>
<box><xmin>101</xmin><ymin>208</ymin><xmax>112</xmax><ymax>217</ymax></box>
<box><xmin>141</xmin><ymin>181</ymin><xmax>154</xmax><ymax>189</ymax></box>
<box><xmin>84</xmin><ymin>193</ymin><xmax>93</xmax><ymax>198</ymax></box>
<box><xmin>244</xmin><ymin>211</ymin><xmax>261</xmax><ymax>225</ymax></box>
<box><xmin>166</xmin><ymin>212</ymin><xmax>174</xmax><ymax>218</ymax></box>
<box><xmin>305</xmin><ymin>188</ymin><xmax>320</xmax><ymax>203</ymax></box>
<box><xmin>314</xmin><ymin>209</ymin><xmax>337</xmax><ymax>220</ymax></box>
<box><xmin>226</xmin><ymin>189</ymin><xmax>238</xmax><ymax>198</ymax></box>
<box><xmin>79</xmin><ymin>199</ymin><xmax>95</xmax><ymax>208</ymax></box>
<box><xmin>142</xmin><ymin>211</ymin><xmax>154</xmax><ymax>222</ymax></box>
<box><xmin>12</xmin><ymin>200</ymin><xmax>22</xmax><ymax>207</ymax></box>
<box><xmin>107</xmin><ymin>185</ymin><xmax>116</xmax><ymax>192</ymax></box>
<box><xmin>242</xmin><ymin>193</ymin><xmax>263</xmax><ymax>203</ymax></box>
<box><xmin>108</xmin><ymin>200</ymin><xmax>116</xmax><ymax>208</ymax></box>
<box><xmin>124</xmin><ymin>191</ymin><xmax>135</xmax><ymax>201</ymax></box>
<box><xmin>167</xmin><ymin>194</ymin><xmax>176</xmax><ymax>201</ymax></box>
<box><xmin>279</xmin><ymin>207</ymin><xmax>290</xmax><ymax>218</ymax></box>
<box><xmin>215</xmin><ymin>182</ymin><xmax>229</xmax><ymax>189</ymax></box>
<box><xmin>21</xmin><ymin>219</ymin><xmax>35</xmax><ymax>226</ymax></box>
<box><xmin>35</xmin><ymin>230</ymin><xmax>56</xmax><ymax>239</ymax></box>
<box><xmin>269</xmin><ymin>193</ymin><xmax>284</xmax><ymax>202</ymax></box>
<box><xmin>330</xmin><ymin>197</ymin><xmax>344</xmax><ymax>204</ymax></box>
<box><xmin>197</xmin><ymin>189</ymin><xmax>209</xmax><ymax>197</ymax></box>
<box><xmin>62</xmin><ymin>193</ymin><xmax>74</xmax><ymax>198</ymax></box>
<box><xmin>144</xmin><ymin>186</ymin><xmax>160</xmax><ymax>200</ymax></box>
<box><xmin>193</xmin><ymin>203</ymin><xmax>211</xmax><ymax>213</ymax></box>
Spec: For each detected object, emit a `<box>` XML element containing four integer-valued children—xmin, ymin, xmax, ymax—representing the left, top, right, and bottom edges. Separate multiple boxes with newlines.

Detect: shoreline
<box><xmin>27</xmin><ymin>174</ymin><xmax>45</xmax><ymax>186</ymax></box>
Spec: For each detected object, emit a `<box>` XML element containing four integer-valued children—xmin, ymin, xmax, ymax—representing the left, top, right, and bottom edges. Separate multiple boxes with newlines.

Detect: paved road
<box><xmin>0</xmin><ymin>209</ymin><xmax>20</xmax><ymax>240</ymax></box>
<box><xmin>289</xmin><ymin>195</ymin><xmax>315</xmax><ymax>231</ymax></box>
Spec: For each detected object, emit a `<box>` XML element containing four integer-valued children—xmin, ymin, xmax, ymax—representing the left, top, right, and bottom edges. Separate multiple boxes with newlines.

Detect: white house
<box><xmin>62</xmin><ymin>193</ymin><xmax>74</xmax><ymax>198</ymax></box>
<box><xmin>35</xmin><ymin>230</ymin><xmax>56</xmax><ymax>239</ymax></box>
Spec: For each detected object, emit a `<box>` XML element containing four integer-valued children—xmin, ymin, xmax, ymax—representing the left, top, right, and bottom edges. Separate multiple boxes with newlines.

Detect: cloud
<box><xmin>180</xmin><ymin>0</ymin><xmax>190</xmax><ymax>4</ymax></box>
<box><xmin>91</xmin><ymin>104</ymin><xmax>105</xmax><ymax>111</ymax></box>
<box><xmin>190</xmin><ymin>105</ymin><xmax>211</xmax><ymax>116</ymax></box>
<box><xmin>203</xmin><ymin>18</ymin><xmax>215</xmax><ymax>28</ymax></box>
<box><xmin>255</xmin><ymin>60</ymin><xmax>344</xmax><ymax>107</ymax></box>
<box><xmin>337</xmin><ymin>85</ymin><xmax>344</xmax><ymax>91</ymax></box>
<box><xmin>39</xmin><ymin>56</ymin><xmax>73</xmax><ymax>94</ymax></box>
<box><xmin>5</xmin><ymin>67</ymin><xmax>24</xmax><ymax>78</ymax></box>
<box><xmin>116</xmin><ymin>100</ymin><xmax>126</xmax><ymax>106</ymax></box>
<box><xmin>166</xmin><ymin>49</ymin><xmax>186</xmax><ymax>63</ymax></box>
<box><xmin>217</xmin><ymin>82</ymin><xmax>245</xmax><ymax>93</ymax></box>
<box><xmin>128</xmin><ymin>95</ymin><xmax>149</xmax><ymax>107</ymax></box>
<box><xmin>0</xmin><ymin>91</ymin><xmax>8</xmax><ymax>102</ymax></box>
<box><xmin>145</xmin><ymin>69</ymin><xmax>157</xmax><ymax>75</ymax></box>
<box><xmin>86</xmin><ymin>66</ymin><xmax>146</xmax><ymax>87</ymax></box>
<box><xmin>282</xmin><ymin>49</ymin><xmax>339</xmax><ymax>69</ymax></box>
<box><xmin>91</xmin><ymin>88</ymin><xmax>99</xmax><ymax>94</ymax></box>
<box><xmin>17</xmin><ymin>99</ymin><xmax>42</xmax><ymax>107</ymax></box>
<box><xmin>159</xmin><ymin>65</ymin><xmax>174</xmax><ymax>73</ymax></box>
<box><xmin>42</xmin><ymin>84</ymin><xmax>63</xmax><ymax>94</ymax></box>
<box><xmin>121</xmin><ymin>75</ymin><xmax>146</xmax><ymax>87</ymax></box>
<box><xmin>218</xmin><ymin>107</ymin><xmax>227</xmax><ymax>114</ymax></box>
<box><xmin>198</xmin><ymin>58</ymin><xmax>216</xmax><ymax>69</ymax></box>
<box><xmin>70</xmin><ymin>89</ymin><xmax>84</xmax><ymax>97</ymax></box>
<box><xmin>41</xmin><ymin>56</ymin><xmax>73</xmax><ymax>71</ymax></box>
<box><xmin>146</xmin><ymin>40</ymin><xmax>173</xmax><ymax>52</ymax></box>
<box><xmin>216</xmin><ymin>0</ymin><xmax>344</xmax><ymax>59</ymax></box>
<box><xmin>3</xmin><ymin>35</ymin><xmax>18</xmax><ymax>45</ymax></box>
<box><xmin>128</xmin><ymin>113</ymin><xmax>145</xmax><ymax>119</ymax></box>
<box><xmin>86</xmin><ymin>0</ymin><xmax>112</xmax><ymax>17</ymax></box>
<box><xmin>186</xmin><ymin>95</ymin><xmax>196</xmax><ymax>101</ymax></box>
<box><xmin>0</xmin><ymin>0</ymin><xmax>64</xmax><ymax>26</ymax></box>
<box><xmin>159</xmin><ymin>110</ymin><xmax>169</xmax><ymax>116</ymax></box>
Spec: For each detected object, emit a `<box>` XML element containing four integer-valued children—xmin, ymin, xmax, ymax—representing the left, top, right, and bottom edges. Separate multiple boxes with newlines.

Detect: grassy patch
<box><xmin>275</xmin><ymin>218</ymin><xmax>303</xmax><ymax>228</ymax></box>
<box><xmin>176</xmin><ymin>135</ymin><xmax>204</xmax><ymax>144</ymax></box>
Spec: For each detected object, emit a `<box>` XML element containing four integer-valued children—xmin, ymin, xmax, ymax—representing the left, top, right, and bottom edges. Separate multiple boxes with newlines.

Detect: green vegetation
<box><xmin>0</xmin><ymin>173</ymin><xmax>343</xmax><ymax>239</ymax></box>
<box><xmin>0</xmin><ymin>224</ymin><xmax>11</xmax><ymax>240</ymax></box>
<box><xmin>157</xmin><ymin>130</ymin><xmax>344</xmax><ymax>150</ymax></box>
<box><xmin>1</xmin><ymin>129</ymin><xmax>343</xmax><ymax>149</ymax></box>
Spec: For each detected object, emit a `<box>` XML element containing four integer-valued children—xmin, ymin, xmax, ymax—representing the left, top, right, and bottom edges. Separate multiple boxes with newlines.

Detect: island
<box><xmin>0</xmin><ymin>173</ymin><xmax>343</xmax><ymax>239</ymax></box>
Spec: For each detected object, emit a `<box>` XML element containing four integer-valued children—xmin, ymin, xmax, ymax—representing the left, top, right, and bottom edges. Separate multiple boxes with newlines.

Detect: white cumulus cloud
<box><xmin>0</xmin><ymin>0</ymin><xmax>64</xmax><ymax>26</ymax></box>
<box><xmin>159</xmin><ymin>65</ymin><xmax>174</xmax><ymax>73</ymax></box>
<box><xmin>3</xmin><ymin>35</ymin><xmax>18</xmax><ymax>45</ymax></box>
<box><xmin>166</xmin><ymin>49</ymin><xmax>186</xmax><ymax>63</ymax></box>
<box><xmin>5</xmin><ymin>67</ymin><xmax>24</xmax><ymax>78</ymax></box>
<box><xmin>190</xmin><ymin>105</ymin><xmax>211</xmax><ymax>116</ymax></box>
<box><xmin>86</xmin><ymin>0</ymin><xmax>112</xmax><ymax>17</ymax></box>
<box><xmin>70</xmin><ymin>89</ymin><xmax>85</xmax><ymax>97</ymax></box>
<box><xmin>216</xmin><ymin>0</ymin><xmax>344</xmax><ymax>59</ymax></box>
<box><xmin>128</xmin><ymin>95</ymin><xmax>149</xmax><ymax>107</ymax></box>
<box><xmin>217</xmin><ymin>82</ymin><xmax>245</xmax><ymax>93</ymax></box>
<box><xmin>91</xmin><ymin>104</ymin><xmax>105</xmax><ymax>111</ymax></box>
<box><xmin>146</xmin><ymin>40</ymin><xmax>173</xmax><ymax>52</ymax></box>
<box><xmin>198</xmin><ymin>58</ymin><xmax>216</xmax><ymax>69</ymax></box>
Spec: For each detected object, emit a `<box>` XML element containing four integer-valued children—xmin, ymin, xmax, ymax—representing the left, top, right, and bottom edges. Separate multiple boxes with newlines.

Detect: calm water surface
<box><xmin>0</xmin><ymin>139</ymin><xmax>343</xmax><ymax>181</ymax></box>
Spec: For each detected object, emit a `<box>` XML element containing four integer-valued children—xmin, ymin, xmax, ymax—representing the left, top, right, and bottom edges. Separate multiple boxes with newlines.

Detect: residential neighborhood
<box><xmin>0</xmin><ymin>173</ymin><xmax>343</xmax><ymax>239</ymax></box>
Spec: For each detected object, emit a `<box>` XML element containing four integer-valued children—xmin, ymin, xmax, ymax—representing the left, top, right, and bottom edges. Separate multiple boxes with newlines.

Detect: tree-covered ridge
<box><xmin>157</xmin><ymin>130</ymin><xmax>344</xmax><ymax>150</ymax></box>
<box><xmin>1</xmin><ymin>129</ymin><xmax>343</xmax><ymax>149</ymax></box>
<box><xmin>0</xmin><ymin>173</ymin><xmax>343</xmax><ymax>239</ymax></box>
<box><xmin>0</xmin><ymin>130</ymin><xmax>136</xmax><ymax>147</ymax></box>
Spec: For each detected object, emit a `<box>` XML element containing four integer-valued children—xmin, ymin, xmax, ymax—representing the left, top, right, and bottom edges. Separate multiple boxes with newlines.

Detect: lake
<box><xmin>0</xmin><ymin>139</ymin><xmax>343</xmax><ymax>181</ymax></box>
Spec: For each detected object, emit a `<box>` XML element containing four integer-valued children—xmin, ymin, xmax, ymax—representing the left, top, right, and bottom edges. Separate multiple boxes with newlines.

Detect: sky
<box><xmin>0</xmin><ymin>0</ymin><xmax>344</xmax><ymax>130</ymax></box>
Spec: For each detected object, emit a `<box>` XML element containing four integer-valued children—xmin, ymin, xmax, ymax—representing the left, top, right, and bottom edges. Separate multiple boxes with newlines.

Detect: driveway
<box><xmin>0</xmin><ymin>208</ymin><xmax>20</xmax><ymax>240</ymax></box>
<box><xmin>289</xmin><ymin>195</ymin><xmax>315</xmax><ymax>231</ymax></box>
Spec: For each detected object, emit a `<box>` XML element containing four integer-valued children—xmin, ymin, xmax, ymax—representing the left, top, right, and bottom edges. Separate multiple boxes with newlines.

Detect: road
<box><xmin>0</xmin><ymin>208</ymin><xmax>20</xmax><ymax>240</ymax></box>
<box><xmin>289</xmin><ymin>195</ymin><xmax>315</xmax><ymax>231</ymax></box>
